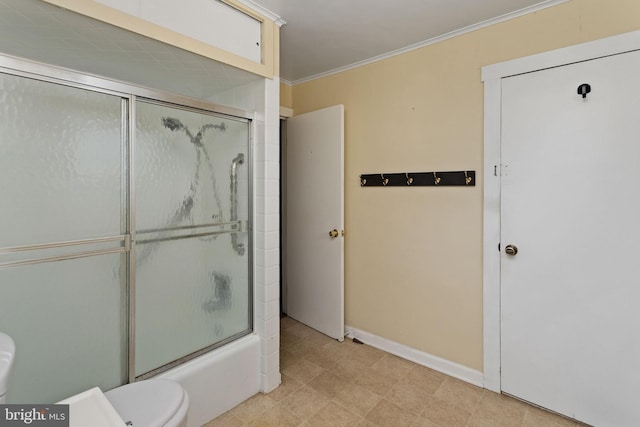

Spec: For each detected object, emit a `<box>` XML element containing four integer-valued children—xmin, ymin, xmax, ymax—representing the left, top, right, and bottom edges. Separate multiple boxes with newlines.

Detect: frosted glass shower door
<box><xmin>134</xmin><ymin>101</ymin><xmax>251</xmax><ymax>376</ymax></box>
<box><xmin>0</xmin><ymin>73</ymin><xmax>127</xmax><ymax>403</ymax></box>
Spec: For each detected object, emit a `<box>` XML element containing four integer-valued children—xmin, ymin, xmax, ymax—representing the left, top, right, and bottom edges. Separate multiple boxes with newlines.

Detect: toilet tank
<box><xmin>0</xmin><ymin>332</ymin><xmax>16</xmax><ymax>403</ymax></box>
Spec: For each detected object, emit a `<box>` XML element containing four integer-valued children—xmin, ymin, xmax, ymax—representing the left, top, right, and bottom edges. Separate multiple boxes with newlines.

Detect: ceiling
<box><xmin>0</xmin><ymin>0</ymin><xmax>564</xmax><ymax>91</ymax></box>
<box><xmin>248</xmin><ymin>0</ymin><xmax>564</xmax><ymax>83</ymax></box>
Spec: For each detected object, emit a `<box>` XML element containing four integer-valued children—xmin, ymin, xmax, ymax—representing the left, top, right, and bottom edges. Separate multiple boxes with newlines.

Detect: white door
<box><xmin>501</xmin><ymin>50</ymin><xmax>640</xmax><ymax>426</ymax></box>
<box><xmin>285</xmin><ymin>105</ymin><xmax>344</xmax><ymax>340</ymax></box>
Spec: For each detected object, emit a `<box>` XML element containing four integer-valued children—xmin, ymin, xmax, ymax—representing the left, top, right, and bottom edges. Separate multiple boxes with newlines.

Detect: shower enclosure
<box><xmin>0</xmin><ymin>58</ymin><xmax>252</xmax><ymax>403</ymax></box>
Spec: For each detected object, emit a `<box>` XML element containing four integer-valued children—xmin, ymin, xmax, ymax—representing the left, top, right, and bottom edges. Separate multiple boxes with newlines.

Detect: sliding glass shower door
<box><xmin>0</xmin><ymin>61</ymin><xmax>252</xmax><ymax>403</ymax></box>
<box><xmin>0</xmin><ymin>73</ymin><xmax>128</xmax><ymax>403</ymax></box>
<box><xmin>134</xmin><ymin>101</ymin><xmax>251</xmax><ymax>377</ymax></box>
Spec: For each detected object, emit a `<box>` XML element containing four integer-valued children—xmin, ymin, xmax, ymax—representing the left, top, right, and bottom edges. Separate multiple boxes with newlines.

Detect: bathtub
<box><xmin>159</xmin><ymin>334</ymin><xmax>261</xmax><ymax>427</ymax></box>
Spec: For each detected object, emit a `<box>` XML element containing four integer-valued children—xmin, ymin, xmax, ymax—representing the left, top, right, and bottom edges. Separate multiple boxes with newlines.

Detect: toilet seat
<box><xmin>0</xmin><ymin>332</ymin><xmax>15</xmax><ymax>405</ymax></box>
<box><xmin>105</xmin><ymin>379</ymin><xmax>189</xmax><ymax>427</ymax></box>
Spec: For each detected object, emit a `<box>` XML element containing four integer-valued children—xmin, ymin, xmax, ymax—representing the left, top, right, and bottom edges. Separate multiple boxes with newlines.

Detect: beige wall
<box><xmin>290</xmin><ymin>0</ymin><xmax>640</xmax><ymax>371</ymax></box>
<box><xmin>280</xmin><ymin>82</ymin><xmax>293</xmax><ymax>109</ymax></box>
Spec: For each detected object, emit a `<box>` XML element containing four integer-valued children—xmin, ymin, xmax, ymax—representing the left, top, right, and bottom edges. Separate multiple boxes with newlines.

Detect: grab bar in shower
<box><xmin>230</xmin><ymin>153</ymin><xmax>245</xmax><ymax>256</ymax></box>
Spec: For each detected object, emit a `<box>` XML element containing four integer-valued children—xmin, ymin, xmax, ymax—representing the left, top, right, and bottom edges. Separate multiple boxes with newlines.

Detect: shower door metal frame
<box><xmin>131</xmin><ymin>97</ymin><xmax>255</xmax><ymax>381</ymax></box>
<box><xmin>0</xmin><ymin>53</ymin><xmax>255</xmax><ymax>386</ymax></box>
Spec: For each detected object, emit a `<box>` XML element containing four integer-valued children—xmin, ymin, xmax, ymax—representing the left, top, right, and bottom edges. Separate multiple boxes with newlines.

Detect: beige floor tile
<box><xmin>278</xmin><ymin>385</ymin><xmax>330</xmax><ymax>420</ymax></box>
<box><xmin>305</xmin><ymin>348</ymin><xmax>341</xmax><ymax>370</ymax></box>
<box><xmin>385</xmin><ymin>378</ymin><xmax>435</xmax><ymax>415</ymax></box>
<box><xmin>201</xmin><ymin>410</ymin><xmax>244</xmax><ymax>427</ymax></box>
<box><xmin>409</xmin><ymin>416</ymin><xmax>441</xmax><ymax>427</ymax></box>
<box><xmin>306</xmin><ymin>401</ymin><xmax>361</xmax><ymax>427</ymax></box>
<box><xmin>364</xmin><ymin>399</ymin><xmax>417</xmax><ymax>427</ymax></box>
<box><xmin>283</xmin><ymin>336</ymin><xmax>318</xmax><ymax>358</ymax></box>
<box><xmin>306</xmin><ymin>328</ymin><xmax>336</xmax><ymax>345</ymax></box>
<box><xmin>281</xmin><ymin>358</ymin><xmax>324</xmax><ymax>384</ymax></box>
<box><xmin>355</xmin><ymin>419</ymin><xmax>379</xmax><ymax>427</ymax></box>
<box><xmin>286</xmin><ymin>320</ymin><xmax>318</xmax><ymax>338</ymax></box>
<box><xmin>331</xmin><ymin>355</ymin><xmax>369</xmax><ymax>382</ymax></box>
<box><xmin>266</xmin><ymin>373</ymin><xmax>301</xmax><ymax>402</ymax></box>
<box><xmin>468</xmin><ymin>406</ymin><xmax>524</xmax><ymax>427</ymax></box>
<box><xmin>322</xmin><ymin>339</ymin><xmax>355</xmax><ymax>359</ymax></box>
<box><xmin>370</xmin><ymin>354</ymin><xmax>416</xmax><ymax>380</ymax></box>
<box><xmin>286</xmin><ymin>322</ymin><xmax>333</xmax><ymax>348</ymax></box>
<box><xmin>353</xmin><ymin>366</ymin><xmax>399</xmax><ymax>397</ymax></box>
<box><xmin>202</xmin><ymin>318</ymin><xmax>590</xmax><ymax>427</ymax></box>
<box><xmin>433</xmin><ymin>377</ymin><xmax>484</xmax><ymax>414</ymax></box>
<box><xmin>280</xmin><ymin>348</ymin><xmax>305</xmax><ymax>369</ymax></box>
<box><xmin>470</xmin><ymin>390</ymin><xmax>528</xmax><ymax>427</ymax></box>
<box><xmin>280</xmin><ymin>316</ymin><xmax>299</xmax><ymax>330</ymax></box>
<box><xmin>280</xmin><ymin>329</ymin><xmax>302</xmax><ymax>348</ymax></box>
<box><xmin>421</xmin><ymin>396</ymin><xmax>472</xmax><ymax>427</ymax></box>
<box><xmin>348</xmin><ymin>342</ymin><xmax>387</xmax><ymax>367</ymax></box>
<box><xmin>402</xmin><ymin>365</ymin><xmax>447</xmax><ymax>394</ymax></box>
<box><xmin>246</xmin><ymin>405</ymin><xmax>302</xmax><ymax>427</ymax></box>
<box><xmin>333</xmin><ymin>382</ymin><xmax>382</xmax><ymax>417</ymax></box>
<box><xmin>227</xmin><ymin>393</ymin><xmax>276</xmax><ymax>424</ymax></box>
<box><xmin>479</xmin><ymin>390</ymin><xmax>531</xmax><ymax>412</ymax></box>
<box><xmin>523</xmin><ymin>406</ymin><xmax>580</xmax><ymax>427</ymax></box>
<box><xmin>308</xmin><ymin>371</ymin><xmax>351</xmax><ymax>397</ymax></box>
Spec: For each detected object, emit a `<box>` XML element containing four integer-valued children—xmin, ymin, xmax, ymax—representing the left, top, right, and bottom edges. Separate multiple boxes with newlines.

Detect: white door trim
<box><xmin>481</xmin><ymin>29</ymin><xmax>640</xmax><ymax>392</ymax></box>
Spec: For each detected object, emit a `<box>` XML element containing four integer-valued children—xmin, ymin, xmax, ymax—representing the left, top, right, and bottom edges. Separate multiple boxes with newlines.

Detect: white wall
<box><xmin>94</xmin><ymin>0</ymin><xmax>262</xmax><ymax>62</ymax></box>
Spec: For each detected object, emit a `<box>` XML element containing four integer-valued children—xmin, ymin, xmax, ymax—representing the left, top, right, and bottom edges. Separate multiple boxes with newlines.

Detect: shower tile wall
<box><xmin>256</xmin><ymin>77</ymin><xmax>281</xmax><ymax>393</ymax></box>
<box><xmin>210</xmin><ymin>76</ymin><xmax>282</xmax><ymax>393</ymax></box>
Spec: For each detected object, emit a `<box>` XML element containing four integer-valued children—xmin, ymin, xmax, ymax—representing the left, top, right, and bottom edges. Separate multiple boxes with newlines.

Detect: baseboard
<box><xmin>345</xmin><ymin>326</ymin><xmax>484</xmax><ymax>388</ymax></box>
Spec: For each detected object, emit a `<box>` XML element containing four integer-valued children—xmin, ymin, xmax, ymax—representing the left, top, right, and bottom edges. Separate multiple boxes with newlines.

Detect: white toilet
<box><xmin>0</xmin><ymin>330</ymin><xmax>189</xmax><ymax>427</ymax></box>
<box><xmin>0</xmin><ymin>332</ymin><xmax>16</xmax><ymax>405</ymax></box>
<box><xmin>105</xmin><ymin>379</ymin><xmax>190</xmax><ymax>427</ymax></box>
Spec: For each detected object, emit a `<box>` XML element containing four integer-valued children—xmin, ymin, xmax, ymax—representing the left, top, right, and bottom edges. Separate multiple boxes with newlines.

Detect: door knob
<box><xmin>329</xmin><ymin>229</ymin><xmax>339</xmax><ymax>238</ymax></box>
<box><xmin>505</xmin><ymin>244</ymin><xmax>518</xmax><ymax>256</ymax></box>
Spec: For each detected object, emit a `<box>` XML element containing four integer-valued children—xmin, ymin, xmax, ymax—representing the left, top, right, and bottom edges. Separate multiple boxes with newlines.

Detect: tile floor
<box><xmin>203</xmin><ymin>317</ymin><xmax>583</xmax><ymax>427</ymax></box>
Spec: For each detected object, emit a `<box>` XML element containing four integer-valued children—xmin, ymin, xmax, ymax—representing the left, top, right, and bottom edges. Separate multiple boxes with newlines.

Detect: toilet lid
<box><xmin>105</xmin><ymin>379</ymin><xmax>186</xmax><ymax>427</ymax></box>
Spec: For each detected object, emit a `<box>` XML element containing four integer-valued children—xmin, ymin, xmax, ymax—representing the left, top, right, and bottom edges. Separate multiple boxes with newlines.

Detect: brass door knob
<box><xmin>505</xmin><ymin>244</ymin><xmax>518</xmax><ymax>256</ymax></box>
<box><xmin>329</xmin><ymin>229</ymin><xmax>339</xmax><ymax>238</ymax></box>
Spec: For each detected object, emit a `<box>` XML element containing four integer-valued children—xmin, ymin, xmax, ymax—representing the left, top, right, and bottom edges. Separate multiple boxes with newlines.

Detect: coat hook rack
<box><xmin>360</xmin><ymin>170</ymin><xmax>475</xmax><ymax>187</ymax></box>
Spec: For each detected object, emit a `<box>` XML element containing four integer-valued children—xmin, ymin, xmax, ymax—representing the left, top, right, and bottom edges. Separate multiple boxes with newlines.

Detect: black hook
<box><xmin>577</xmin><ymin>83</ymin><xmax>591</xmax><ymax>99</ymax></box>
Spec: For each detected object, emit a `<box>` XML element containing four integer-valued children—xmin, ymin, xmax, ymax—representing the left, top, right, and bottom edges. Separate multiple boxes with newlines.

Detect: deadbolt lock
<box><xmin>329</xmin><ymin>229</ymin><xmax>339</xmax><ymax>238</ymax></box>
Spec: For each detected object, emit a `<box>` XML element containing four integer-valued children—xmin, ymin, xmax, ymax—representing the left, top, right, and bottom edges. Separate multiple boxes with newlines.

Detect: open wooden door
<box><xmin>284</xmin><ymin>105</ymin><xmax>344</xmax><ymax>340</ymax></box>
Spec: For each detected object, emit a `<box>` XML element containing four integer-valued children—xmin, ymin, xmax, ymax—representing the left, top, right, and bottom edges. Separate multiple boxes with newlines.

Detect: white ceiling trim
<box><xmin>285</xmin><ymin>0</ymin><xmax>569</xmax><ymax>86</ymax></box>
<box><xmin>234</xmin><ymin>0</ymin><xmax>286</xmax><ymax>26</ymax></box>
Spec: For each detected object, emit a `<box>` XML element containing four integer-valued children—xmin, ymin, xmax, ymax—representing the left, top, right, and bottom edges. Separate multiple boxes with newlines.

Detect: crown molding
<box><xmin>234</xmin><ymin>0</ymin><xmax>286</xmax><ymax>26</ymax></box>
<box><xmin>290</xmin><ymin>0</ymin><xmax>569</xmax><ymax>85</ymax></box>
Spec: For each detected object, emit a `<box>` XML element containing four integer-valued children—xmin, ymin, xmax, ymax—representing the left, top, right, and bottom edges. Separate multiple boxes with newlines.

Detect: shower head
<box><xmin>201</xmin><ymin>122</ymin><xmax>227</xmax><ymax>133</ymax></box>
<box><xmin>162</xmin><ymin>116</ymin><xmax>226</xmax><ymax>149</ymax></box>
<box><xmin>162</xmin><ymin>117</ymin><xmax>184</xmax><ymax>131</ymax></box>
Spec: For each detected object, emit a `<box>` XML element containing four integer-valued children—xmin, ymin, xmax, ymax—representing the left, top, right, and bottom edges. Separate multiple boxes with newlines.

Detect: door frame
<box><xmin>481</xmin><ymin>29</ymin><xmax>640</xmax><ymax>392</ymax></box>
<box><xmin>279</xmin><ymin>107</ymin><xmax>294</xmax><ymax>316</ymax></box>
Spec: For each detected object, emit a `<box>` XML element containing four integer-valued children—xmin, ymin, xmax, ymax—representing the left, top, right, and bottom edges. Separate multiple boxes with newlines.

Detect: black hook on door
<box><xmin>577</xmin><ymin>83</ymin><xmax>591</xmax><ymax>99</ymax></box>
